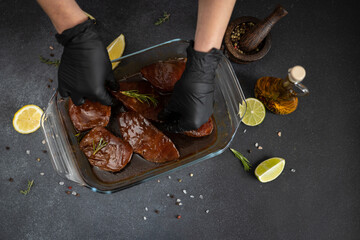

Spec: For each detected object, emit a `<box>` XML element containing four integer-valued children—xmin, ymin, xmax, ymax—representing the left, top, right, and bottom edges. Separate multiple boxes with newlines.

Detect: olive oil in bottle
<box><xmin>254</xmin><ymin>66</ymin><xmax>309</xmax><ymax>115</ymax></box>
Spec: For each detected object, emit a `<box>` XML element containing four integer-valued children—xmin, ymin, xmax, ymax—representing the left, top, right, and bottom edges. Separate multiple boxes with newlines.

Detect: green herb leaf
<box><xmin>39</xmin><ymin>55</ymin><xmax>60</xmax><ymax>67</ymax></box>
<box><xmin>155</xmin><ymin>11</ymin><xmax>170</xmax><ymax>26</ymax></box>
<box><xmin>121</xmin><ymin>90</ymin><xmax>158</xmax><ymax>106</ymax></box>
<box><xmin>20</xmin><ymin>180</ymin><xmax>34</xmax><ymax>195</ymax></box>
<box><xmin>92</xmin><ymin>138</ymin><xmax>108</xmax><ymax>155</ymax></box>
<box><xmin>230</xmin><ymin>148</ymin><xmax>252</xmax><ymax>171</ymax></box>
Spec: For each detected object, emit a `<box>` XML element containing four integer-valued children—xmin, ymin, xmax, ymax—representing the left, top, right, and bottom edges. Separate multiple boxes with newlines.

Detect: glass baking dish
<box><xmin>41</xmin><ymin>39</ymin><xmax>246</xmax><ymax>193</ymax></box>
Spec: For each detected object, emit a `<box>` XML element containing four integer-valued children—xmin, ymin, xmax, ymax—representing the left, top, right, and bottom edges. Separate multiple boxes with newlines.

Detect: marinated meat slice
<box><xmin>117</xmin><ymin>112</ymin><xmax>180</xmax><ymax>163</ymax></box>
<box><xmin>183</xmin><ymin>117</ymin><xmax>214</xmax><ymax>137</ymax></box>
<box><xmin>141</xmin><ymin>58</ymin><xmax>186</xmax><ymax>92</ymax></box>
<box><xmin>68</xmin><ymin>99</ymin><xmax>111</xmax><ymax>132</ymax></box>
<box><xmin>80</xmin><ymin>127</ymin><xmax>133</xmax><ymax>172</ymax></box>
<box><xmin>111</xmin><ymin>80</ymin><xmax>169</xmax><ymax>121</ymax></box>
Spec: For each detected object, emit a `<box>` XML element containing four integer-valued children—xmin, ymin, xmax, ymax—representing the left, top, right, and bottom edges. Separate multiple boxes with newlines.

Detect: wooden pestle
<box><xmin>238</xmin><ymin>5</ymin><xmax>288</xmax><ymax>52</ymax></box>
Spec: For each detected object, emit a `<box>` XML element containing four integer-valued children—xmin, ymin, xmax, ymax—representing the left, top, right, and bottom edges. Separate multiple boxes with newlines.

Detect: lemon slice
<box><xmin>107</xmin><ymin>34</ymin><xmax>125</xmax><ymax>70</ymax></box>
<box><xmin>255</xmin><ymin>157</ymin><xmax>285</xmax><ymax>183</ymax></box>
<box><xmin>238</xmin><ymin>98</ymin><xmax>265</xmax><ymax>126</ymax></box>
<box><xmin>13</xmin><ymin>105</ymin><xmax>44</xmax><ymax>134</ymax></box>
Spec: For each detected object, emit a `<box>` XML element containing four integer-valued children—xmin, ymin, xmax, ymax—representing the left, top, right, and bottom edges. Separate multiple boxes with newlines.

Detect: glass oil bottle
<box><xmin>254</xmin><ymin>65</ymin><xmax>309</xmax><ymax>114</ymax></box>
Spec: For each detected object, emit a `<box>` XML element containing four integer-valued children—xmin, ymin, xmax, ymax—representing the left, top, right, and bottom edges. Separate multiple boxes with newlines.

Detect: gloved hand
<box><xmin>56</xmin><ymin>19</ymin><xmax>118</xmax><ymax>106</ymax></box>
<box><xmin>158</xmin><ymin>42</ymin><xmax>223</xmax><ymax>132</ymax></box>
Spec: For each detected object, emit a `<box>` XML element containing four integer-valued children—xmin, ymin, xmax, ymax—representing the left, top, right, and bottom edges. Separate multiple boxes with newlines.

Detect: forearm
<box><xmin>194</xmin><ymin>0</ymin><xmax>236</xmax><ymax>52</ymax></box>
<box><xmin>37</xmin><ymin>0</ymin><xmax>87</xmax><ymax>33</ymax></box>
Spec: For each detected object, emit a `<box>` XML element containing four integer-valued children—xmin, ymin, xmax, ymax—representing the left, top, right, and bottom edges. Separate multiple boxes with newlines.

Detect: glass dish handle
<box><xmin>295</xmin><ymin>83</ymin><xmax>309</xmax><ymax>96</ymax></box>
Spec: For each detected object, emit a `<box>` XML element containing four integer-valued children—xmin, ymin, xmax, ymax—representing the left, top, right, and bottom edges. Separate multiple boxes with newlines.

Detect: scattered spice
<box><xmin>176</xmin><ymin>215</ymin><xmax>181</xmax><ymax>219</ymax></box>
<box><xmin>40</xmin><ymin>172</ymin><xmax>44</xmax><ymax>176</ymax></box>
<box><xmin>145</xmin><ymin>207</ymin><xmax>148</xmax><ymax>211</ymax></box>
<box><xmin>39</xmin><ymin>55</ymin><xmax>60</xmax><ymax>67</ymax></box>
<box><xmin>65</xmin><ymin>190</ymin><xmax>71</xmax><ymax>195</ymax></box>
<box><xmin>42</xmin><ymin>140</ymin><xmax>46</xmax><ymax>144</ymax></box>
<box><xmin>154</xmin><ymin>210</ymin><xmax>159</xmax><ymax>214</ymax></box>
<box><xmin>49</xmin><ymin>46</ymin><xmax>54</xmax><ymax>50</ymax></box>
<box><xmin>182</xmin><ymin>190</ymin><xmax>187</xmax><ymax>194</ymax></box>
<box><xmin>189</xmin><ymin>173</ymin><xmax>194</xmax><ymax>177</ymax></box>
<box><xmin>143</xmin><ymin>216</ymin><xmax>147</xmax><ymax>220</ymax></box>
<box><xmin>20</xmin><ymin>180</ymin><xmax>34</xmax><ymax>195</ymax></box>
<box><xmin>26</xmin><ymin>150</ymin><xmax>30</xmax><ymax>155</ymax></box>
<box><xmin>5</xmin><ymin>146</ymin><xmax>10</xmax><ymax>150</ymax></box>
<box><xmin>167</xmin><ymin>193</ymin><xmax>170</xmax><ymax>197</ymax></box>
<box><xmin>71</xmin><ymin>191</ymin><xmax>77</xmax><ymax>195</ymax></box>
<box><xmin>205</xmin><ymin>210</ymin><xmax>210</xmax><ymax>214</ymax></box>
<box><xmin>42</xmin><ymin>150</ymin><xmax>47</xmax><ymax>153</ymax></box>
<box><xmin>199</xmin><ymin>195</ymin><xmax>204</xmax><ymax>199</ymax></box>
<box><xmin>76</xmin><ymin>193</ymin><xmax>80</xmax><ymax>197</ymax></box>
<box><xmin>176</xmin><ymin>199</ymin><xmax>181</xmax><ymax>203</ymax></box>
<box><xmin>59</xmin><ymin>181</ymin><xmax>64</xmax><ymax>185</ymax></box>
<box><xmin>157</xmin><ymin>179</ymin><xmax>160</xmax><ymax>183</ymax></box>
<box><xmin>68</xmin><ymin>186</ymin><xmax>72</xmax><ymax>190</ymax></box>
<box><xmin>170</xmin><ymin>194</ymin><xmax>174</xmax><ymax>199</ymax></box>
<box><xmin>50</xmin><ymin>53</ymin><xmax>55</xmax><ymax>57</ymax></box>
<box><xmin>230</xmin><ymin>148</ymin><xmax>252</xmax><ymax>171</ymax></box>
<box><xmin>243</xmin><ymin>129</ymin><xmax>247</xmax><ymax>133</ymax></box>
<box><xmin>178</xmin><ymin>179</ymin><xmax>182</xmax><ymax>182</ymax></box>
<box><xmin>278</xmin><ymin>131</ymin><xmax>282</xmax><ymax>137</ymax></box>
<box><xmin>168</xmin><ymin>176</ymin><xmax>171</xmax><ymax>179</ymax></box>
<box><xmin>290</xmin><ymin>168</ymin><xmax>296</xmax><ymax>173</ymax></box>
<box><xmin>8</xmin><ymin>178</ymin><xmax>14</xmax><ymax>182</ymax></box>
<box><xmin>190</xmin><ymin>195</ymin><xmax>194</xmax><ymax>198</ymax></box>
<box><xmin>155</xmin><ymin>11</ymin><xmax>170</xmax><ymax>26</ymax></box>
<box><xmin>36</xmin><ymin>158</ymin><xmax>41</xmax><ymax>162</ymax></box>
<box><xmin>230</xmin><ymin>21</ymin><xmax>263</xmax><ymax>55</ymax></box>
<box><xmin>247</xmin><ymin>149</ymin><xmax>251</xmax><ymax>153</ymax></box>
<box><xmin>255</xmin><ymin>143</ymin><xmax>259</xmax><ymax>147</ymax></box>
<box><xmin>258</xmin><ymin>146</ymin><xmax>263</xmax><ymax>150</ymax></box>
<box><xmin>48</xmin><ymin>79</ymin><xmax>53</xmax><ymax>83</ymax></box>
<box><xmin>47</xmin><ymin>85</ymin><xmax>51</xmax><ymax>88</ymax></box>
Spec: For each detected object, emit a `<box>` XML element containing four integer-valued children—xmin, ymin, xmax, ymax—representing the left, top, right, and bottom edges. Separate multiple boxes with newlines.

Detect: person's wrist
<box><xmin>55</xmin><ymin>19</ymin><xmax>95</xmax><ymax>46</ymax></box>
<box><xmin>54</xmin><ymin>12</ymin><xmax>88</xmax><ymax>34</ymax></box>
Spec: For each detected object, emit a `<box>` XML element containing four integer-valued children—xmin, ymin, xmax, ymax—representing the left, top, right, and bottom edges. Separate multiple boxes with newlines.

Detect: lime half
<box><xmin>255</xmin><ymin>157</ymin><xmax>285</xmax><ymax>183</ymax></box>
<box><xmin>238</xmin><ymin>98</ymin><xmax>266</xmax><ymax>126</ymax></box>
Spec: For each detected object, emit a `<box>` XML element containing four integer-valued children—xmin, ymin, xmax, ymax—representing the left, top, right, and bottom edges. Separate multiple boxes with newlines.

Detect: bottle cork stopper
<box><xmin>288</xmin><ymin>66</ymin><xmax>306</xmax><ymax>83</ymax></box>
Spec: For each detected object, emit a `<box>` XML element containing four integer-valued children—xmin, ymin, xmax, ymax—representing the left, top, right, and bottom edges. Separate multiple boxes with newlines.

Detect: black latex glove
<box><xmin>158</xmin><ymin>42</ymin><xmax>223</xmax><ymax>132</ymax></box>
<box><xmin>56</xmin><ymin>19</ymin><xmax>118</xmax><ymax>106</ymax></box>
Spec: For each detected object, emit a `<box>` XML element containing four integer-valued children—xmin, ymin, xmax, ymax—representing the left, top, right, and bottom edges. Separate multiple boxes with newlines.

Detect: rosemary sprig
<box><xmin>230</xmin><ymin>148</ymin><xmax>252</xmax><ymax>171</ymax></box>
<box><xmin>121</xmin><ymin>90</ymin><xmax>158</xmax><ymax>106</ymax></box>
<box><xmin>92</xmin><ymin>138</ymin><xmax>108</xmax><ymax>155</ymax></box>
<box><xmin>20</xmin><ymin>180</ymin><xmax>34</xmax><ymax>195</ymax></box>
<box><xmin>39</xmin><ymin>55</ymin><xmax>60</xmax><ymax>67</ymax></box>
<box><xmin>155</xmin><ymin>11</ymin><xmax>170</xmax><ymax>25</ymax></box>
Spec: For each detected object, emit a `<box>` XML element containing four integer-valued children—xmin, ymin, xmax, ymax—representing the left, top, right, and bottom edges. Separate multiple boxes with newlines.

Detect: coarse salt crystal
<box><xmin>176</xmin><ymin>199</ymin><xmax>181</xmax><ymax>202</ymax></box>
<box><xmin>59</xmin><ymin>181</ymin><xmax>64</xmax><ymax>185</ymax></box>
<box><xmin>205</xmin><ymin>210</ymin><xmax>210</xmax><ymax>213</ymax></box>
<box><xmin>255</xmin><ymin>143</ymin><xmax>259</xmax><ymax>147</ymax></box>
<box><xmin>258</xmin><ymin>146</ymin><xmax>263</xmax><ymax>150</ymax></box>
<box><xmin>145</xmin><ymin>207</ymin><xmax>148</xmax><ymax>211</ymax></box>
<box><xmin>143</xmin><ymin>216</ymin><xmax>147</xmax><ymax>220</ymax></box>
<box><xmin>40</xmin><ymin>172</ymin><xmax>44</xmax><ymax>176</ymax></box>
<box><xmin>42</xmin><ymin>140</ymin><xmax>46</xmax><ymax>144</ymax></box>
<box><xmin>291</xmin><ymin>168</ymin><xmax>296</xmax><ymax>172</ymax></box>
<box><xmin>278</xmin><ymin>131</ymin><xmax>282</xmax><ymax>137</ymax></box>
<box><xmin>178</xmin><ymin>202</ymin><xmax>183</xmax><ymax>206</ymax></box>
<box><xmin>167</xmin><ymin>193</ymin><xmax>170</xmax><ymax>197</ymax></box>
<box><xmin>199</xmin><ymin>195</ymin><xmax>204</xmax><ymax>199</ymax></box>
<box><xmin>243</xmin><ymin>129</ymin><xmax>247</xmax><ymax>133</ymax></box>
<box><xmin>189</xmin><ymin>173</ymin><xmax>194</xmax><ymax>177</ymax></box>
<box><xmin>71</xmin><ymin>191</ymin><xmax>77</xmax><ymax>195</ymax></box>
<box><xmin>190</xmin><ymin>195</ymin><xmax>194</xmax><ymax>198</ymax></box>
<box><xmin>168</xmin><ymin>176</ymin><xmax>171</xmax><ymax>179</ymax></box>
<box><xmin>26</xmin><ymin>150</ymin><xmax>30</xmax><ymax>155</ymax></box>
<box><xmin>183</xmin><ymin>190</ymin><xmax>187</xmax><ymax>194</ymax></box>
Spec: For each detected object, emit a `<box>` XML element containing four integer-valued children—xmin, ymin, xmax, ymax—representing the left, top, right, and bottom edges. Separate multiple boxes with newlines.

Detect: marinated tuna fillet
<box><xmin>80</xmin><ymin>127</ymin><xmax>133</xmax><ymax>172</ymax></box>
<box><xmin>111</xmin><ymin>80</ymin><xmax>168</xmax><ymax>121</ymax></box>
<box><xmin>183</xmin><ymin>117</ymin><xmax>214</xmax><ymax>137</ymax></box>
<box><xmin>140</xmin><ymin>58</ymin><xmax>186</xmax><ymax>92</ymax></box>
<box><xmin>69</xmin><ymin>99</ymin><xmax>111</xmax><ymax>132</ymax></box>
<box><xmin>117</xmin><ymin>112</ymin><xmax>180</xmax><ymax>163</ymax></box>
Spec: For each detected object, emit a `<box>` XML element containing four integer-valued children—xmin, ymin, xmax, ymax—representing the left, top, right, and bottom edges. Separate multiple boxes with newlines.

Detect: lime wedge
<box><xmin>255</xmin><ymin>157</ymin><xmax>285</xmax><ymax>183</ymax></box>
<box><xmin>238</xmin><ymin>98</ymin><xmax>265</xmax><ymax>126</ymax></box>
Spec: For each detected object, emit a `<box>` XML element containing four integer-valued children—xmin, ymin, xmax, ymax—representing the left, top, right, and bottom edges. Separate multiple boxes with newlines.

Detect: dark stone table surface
<box><xmin>1</xmin><ymin>0</ymin><xmax>359</xmax><ymax>239</ymax></box>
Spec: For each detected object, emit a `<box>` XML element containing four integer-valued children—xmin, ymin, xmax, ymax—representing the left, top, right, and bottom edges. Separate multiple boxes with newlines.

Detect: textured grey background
<box><xmin>1</xmin><ymin>0</ymin><xmax>359</xmax><ymax>239</ymax></box>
